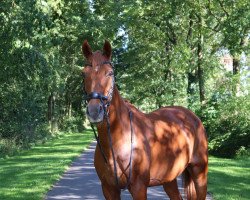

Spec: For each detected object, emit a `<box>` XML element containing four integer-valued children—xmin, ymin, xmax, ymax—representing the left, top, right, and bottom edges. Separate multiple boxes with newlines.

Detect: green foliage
<box><xmin>0</xmin><ymin>0</ymin><xmax>249</xmax><ymax>158</ymax></box>
<box><xmin>204</xmin><ymin>95</ymin><xmax>250</xmax><ymax>157</ymax></box>
<box><xmin>112</xmin><ymin>0</ymin><xmax>250</xmax><ymax>158</ymax></box>
<box><xmin>59</xmin><ymin>116</ymin><xmax>85</xmax><ymax>133</ymax></box>
<box><xmin>236</xmin><ymin>146</ymin><xmax>250</xmax><ymax>158</ymax></box>
<box><xmin>0</xmin><ymin>0</ymin><xmax>101</xmax><ymax>156</ymax></box>
<box><xmin>0</xmin><ymin>138</ymin><xmax>19</xmax><ymax>158</ymax></box>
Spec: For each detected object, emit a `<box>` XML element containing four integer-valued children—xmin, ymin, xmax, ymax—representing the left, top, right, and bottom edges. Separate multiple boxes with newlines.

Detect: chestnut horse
<box><xmin>81</xmin><ymin>40</ymin><xmax>208</xmax><ymax>200</ymax></box>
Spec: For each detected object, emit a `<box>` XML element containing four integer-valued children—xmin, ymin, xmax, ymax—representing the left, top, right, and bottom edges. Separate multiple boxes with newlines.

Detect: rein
<box><xmin>83</xmin><ymin>61</ymin><xmax>134</xmax><ymax>190</ymax></box>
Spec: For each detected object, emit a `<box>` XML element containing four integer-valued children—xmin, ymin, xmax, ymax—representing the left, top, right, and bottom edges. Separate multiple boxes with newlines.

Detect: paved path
<box><xmin>45</xmin><ymin>142</ymin><xmax>212</xmax><ymax>200</ymax></box>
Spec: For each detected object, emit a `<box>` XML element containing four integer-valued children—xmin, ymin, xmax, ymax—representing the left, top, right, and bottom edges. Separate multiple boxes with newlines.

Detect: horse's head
<box><xmin>82</xmin><ymin>40</ymin><xmax>115</xmax><ymax>123</ymax></box>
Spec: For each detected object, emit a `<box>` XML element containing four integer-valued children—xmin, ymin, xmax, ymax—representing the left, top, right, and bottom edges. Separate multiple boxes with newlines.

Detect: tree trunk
<box><xmin>232</xmin><ymin>55</ymin><xmax>240</xmax><ymax>96</ymax></box>
<box><xmin>197</xmin><ymin>43</ymin><xmax>205</xmax><ymax>104</ymax></box>
<box><xmin>186</xmin><ymin>12</ymin><xmax>197</xmax><ymax>107</ymax></box>
<box><xmin>47</xmin><ymin>94</ymin><xmax>52</xmax><ymax>122</ymax></box>
<box><xmin>187</xmin><ymin>71</ymin><xmax>196</xmax><ymax>105</ymax></box>
<box><xmin>68</xmin><ymin>102</ymin><xmax>72</xmax><ymax>117</ymax></box>
<box><xmin>163</xmin><ymin>55</ymin><xmax>177</xmax><ymax>106</ymax></box>
<box><xmin>48</xmin><ymin>92</ymin><xmax>57</xmax><ymax>132</ymax></box>
<box><xmin>197</xmin><ymin>14</ymin><xmax>205</xmax><ymax>106</ymax></box>
<box><xmin>233</xmin><ymin>57</ymin><xmax>240</xmax><ymax>75</ymax></box>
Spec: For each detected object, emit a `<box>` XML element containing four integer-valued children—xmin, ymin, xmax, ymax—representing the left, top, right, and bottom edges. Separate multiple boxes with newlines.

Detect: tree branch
<box><xmin>218</xmin><ymin>0</ymin><xmax>229</xmax><ymax>18</ymax></box>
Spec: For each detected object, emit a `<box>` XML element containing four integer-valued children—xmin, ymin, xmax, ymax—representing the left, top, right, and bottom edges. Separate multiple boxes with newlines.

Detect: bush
<box><xmin>59</xmin><ymin>116</ymin><xmax>85</xmax><ymax>133</ymax></box>
<box><xmin>0</xmin><ymin>138</ymin><xmax>19</xmax><ymax>158</ymax></box>
<box><xmin>235</xmin><ymin>146</ymin><xmax>250</xmax><ymax>158</ymax></box>
<box><xmin>0</xmin><ymin>123</ymin><xmax>52</xmax><ymax>158</ymax></box>
<box><xmin>204</xmin><ymin>95</ymin><xmax>250</xmax><ymax>158</ymax></box>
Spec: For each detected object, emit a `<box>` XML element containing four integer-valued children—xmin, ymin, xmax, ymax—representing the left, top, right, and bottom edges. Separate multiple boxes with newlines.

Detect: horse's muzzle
<box><xmin>86</xmin><ymin>102</ymin><xmax>104</xmax><ymax>123</ymax></box>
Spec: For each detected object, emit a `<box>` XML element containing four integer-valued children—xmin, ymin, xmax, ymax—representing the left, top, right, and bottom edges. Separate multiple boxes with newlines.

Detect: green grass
<box><xmin>1</xmin><ymin>132</ymin><xmax>249</xmax><ymax>200</ymax></box>
<box><xmin>208</xmin><ymin>156</ymin><xmax>250</xmax><ymax>200</ymax></box>
<box><xmin>0</xmin><ymin>131</ymin><xmax>93</xmax><ymax>200</ymax></box>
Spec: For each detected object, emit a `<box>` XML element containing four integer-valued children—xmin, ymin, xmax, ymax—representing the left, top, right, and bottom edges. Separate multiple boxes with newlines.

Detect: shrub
<box><xmin>59</xmin><ymin>116</ymin><xmax>85</xmax><ymax>133</ymax></box>
<box><xmin>235</xmin><ymin>146</ymin><xmax>250</xmax><ymax>158</ymax></box>
<box><xmin>204</xmin><ymin>95</ymin><xmax>250</xmax><ymax>158</ymax></box>
<box><xmin>0</xmin><ymin>138</ymin><xmax>19</xmax><ymax>158</ymax></box>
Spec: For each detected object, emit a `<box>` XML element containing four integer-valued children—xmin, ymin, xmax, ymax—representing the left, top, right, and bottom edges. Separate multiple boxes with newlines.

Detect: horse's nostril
<box><xmin>99</xmin><ymin>105</ymin><xmax>103</xmax><ymax>111</ymax></box>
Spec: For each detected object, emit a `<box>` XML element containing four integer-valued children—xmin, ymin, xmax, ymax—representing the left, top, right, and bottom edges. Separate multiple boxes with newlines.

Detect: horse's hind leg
<box><xmin>188</xmin><ymin>163</ymin><xmax>208</xmax><ymax>200</ymax></box>
<box><xmin>163</xmin><ymin>179</ymin><xmax>183</xmax><ymax>200</ymax></box>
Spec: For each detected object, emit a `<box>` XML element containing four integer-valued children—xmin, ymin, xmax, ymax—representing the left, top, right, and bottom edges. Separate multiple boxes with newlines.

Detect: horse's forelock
<box><xmin>91</xmin><ymin>51</ymin><xmax>109</xmax><ymax>67</ymax></box>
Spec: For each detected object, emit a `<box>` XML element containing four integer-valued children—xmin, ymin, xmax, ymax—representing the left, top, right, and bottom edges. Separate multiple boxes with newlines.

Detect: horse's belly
<box><xmin>149</xmin><ymin>158</ymin><xmax>187</xmax><ymax>186</ymax></box>
<box><xmin>149</xmin><ymin>143</ymin><xmax>189</xmax><ymax>186</ymax></box>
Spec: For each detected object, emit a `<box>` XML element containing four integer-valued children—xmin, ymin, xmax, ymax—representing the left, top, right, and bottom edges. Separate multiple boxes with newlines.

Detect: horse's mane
<box><xmin>124</xmin><ymin>99</ymin><xmax>141</xmax><ymax>113</ymax></box>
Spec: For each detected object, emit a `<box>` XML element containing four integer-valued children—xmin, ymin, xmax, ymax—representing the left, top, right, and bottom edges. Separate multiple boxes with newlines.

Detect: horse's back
<box><xmin>150</xmin><ymin>106</ymin><xmax>200</xmax><ymax>125</ymax></box>
<box><xmin>148</xmin><ymin>106</ymin><xmax>206</xmax><ymax>139</ymax></box>
<box><xmin>150</xmin><ymin>105</ymin><xmax>207</xmax><ymax>151</ymax></box>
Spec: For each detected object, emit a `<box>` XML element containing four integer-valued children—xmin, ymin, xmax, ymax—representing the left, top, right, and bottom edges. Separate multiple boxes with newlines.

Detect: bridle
<box><xmin>82</xmin><ymin>61</ymin><xmax>115</xmax><ymax>108</ymax></box>
<box><xmin>82</xmin><ymin>61</ymin><xmax>134</xmax><ymax>190</ymax></box>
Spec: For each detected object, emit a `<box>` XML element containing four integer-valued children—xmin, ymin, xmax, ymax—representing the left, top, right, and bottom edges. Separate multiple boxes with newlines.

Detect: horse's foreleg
<box><xmin>101</xmin><ymin>183</ymin><xmax>121</xmax><ymax>200</ymax></box>
<box><xmin>130</xmin><ymin>185</ymin><xmax>147</xmax><ymax>200</ymax></box>
<box><xmin>129</xmin><ymin>179</ymin><xmax>147</xmax><ymax>200</ymax></box>
<box><xmin>163</xmin><ymin>179</ymin><xmax>183</xmax><ymax>200</ymax></box>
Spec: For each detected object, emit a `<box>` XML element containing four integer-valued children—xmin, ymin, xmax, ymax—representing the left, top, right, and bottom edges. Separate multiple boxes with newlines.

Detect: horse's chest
<box><xmin>95</xmin><ymin>143</ymin><xmax>131</xmax><ymax>186</ymax></box>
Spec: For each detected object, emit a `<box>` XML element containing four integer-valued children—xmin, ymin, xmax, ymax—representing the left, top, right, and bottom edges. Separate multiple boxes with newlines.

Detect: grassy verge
<box><xmin>0</xmin><ymin>130</ymin><xmax>93</xmax><ymax>200</ymax></box>
<box><xmin>208</xmin><ymin>156</ymin><xmax>250</xmax><ymax>200</ymax></box>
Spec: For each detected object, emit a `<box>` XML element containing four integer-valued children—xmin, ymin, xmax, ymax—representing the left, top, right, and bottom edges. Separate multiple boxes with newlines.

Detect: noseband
<box><xmin>82</xmin><ymin>61</ymin><xmax>134</xmax><ymax>190</ymax></box>
<box><xmin>85</xmin><ymin>92</ymin><xmax>108</xmax><ymax>101</ymax></box>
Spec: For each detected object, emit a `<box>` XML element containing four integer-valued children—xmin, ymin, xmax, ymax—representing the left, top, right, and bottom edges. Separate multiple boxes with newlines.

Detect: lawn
<box><xmin>0</xmin><ymin>130</ymin><xmax>93</xmax><ymax>200</ymax></box>
<box><xmin>0</xmin><ymin>131</ymin><xmax>249</xmax><ymax>200</ymax></box>
<box><xmin>208</xmin><ymin>156</ymin><xmax>250</xmax><ymax>200</ymax></box>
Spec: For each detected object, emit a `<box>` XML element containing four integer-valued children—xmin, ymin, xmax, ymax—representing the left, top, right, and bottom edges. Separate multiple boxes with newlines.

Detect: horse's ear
<box><xmin>82</xmin><ymin>40</ymin><xmax>92</xmax><ymax>60</ymax></box>
<box><xmin>103</xmin><ymin>40</ymin><xmax>112</xmax><ymax>59</ymax></box>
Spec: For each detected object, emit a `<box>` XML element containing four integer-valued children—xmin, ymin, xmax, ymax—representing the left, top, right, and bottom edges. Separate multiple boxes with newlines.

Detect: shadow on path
<box><xmin>45</xmin><ymin>142</ymin><xmax>212</xmax><ymax>200</ymax></box>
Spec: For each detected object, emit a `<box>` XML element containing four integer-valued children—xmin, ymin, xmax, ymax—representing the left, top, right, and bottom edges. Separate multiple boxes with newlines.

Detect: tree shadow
<box><xmin>0</xmin><ymin>132</ymin><xmax>93</xmax><ymax>200</ymax></box>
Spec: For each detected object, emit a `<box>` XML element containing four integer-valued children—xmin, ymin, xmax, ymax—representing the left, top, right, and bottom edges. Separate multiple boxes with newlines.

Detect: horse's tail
<box><xmin>183</xmin><ymin>168</ymin><xmax>196</xmax><ymax>200</ymax></box>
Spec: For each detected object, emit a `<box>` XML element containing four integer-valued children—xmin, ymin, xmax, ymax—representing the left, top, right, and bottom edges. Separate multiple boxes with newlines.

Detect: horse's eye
<box><xmin>106</xmin><ymin>71</ymin><xmax>114</xmax><ymax>77</ymax></box>
<box><xmin>81</xmin><ymin>72</ymin><xmax>85</xmax><ymax>78</ymax></box>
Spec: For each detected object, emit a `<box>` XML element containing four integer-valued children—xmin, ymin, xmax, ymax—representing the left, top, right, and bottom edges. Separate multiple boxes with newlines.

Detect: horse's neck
<box><xmin>109</xmin><ymin>86</ymin><xmax>128</xmax><ymax>121</ymax></box>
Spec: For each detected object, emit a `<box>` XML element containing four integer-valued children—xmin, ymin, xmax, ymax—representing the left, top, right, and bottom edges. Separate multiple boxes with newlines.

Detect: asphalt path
<box><xmin>45</xmin><ymin>142</ymin><xmax>212</xmax><ymax>200</ymax></box>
